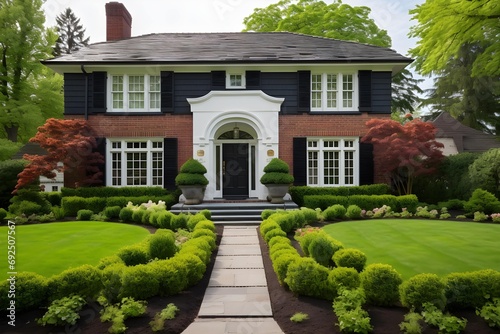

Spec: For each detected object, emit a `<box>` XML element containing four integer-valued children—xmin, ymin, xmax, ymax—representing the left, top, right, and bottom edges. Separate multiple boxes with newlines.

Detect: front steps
<box><xmin>170</xmin><ymin>200</ymin><xmax>299</xmax><ymax>224</ymax></box>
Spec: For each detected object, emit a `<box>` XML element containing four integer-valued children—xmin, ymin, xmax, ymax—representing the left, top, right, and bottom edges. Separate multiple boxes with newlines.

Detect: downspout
<box><xmin>81</xmin><ymin>65</ymin><xmax>89</xmax><ymax>120</ymax></box>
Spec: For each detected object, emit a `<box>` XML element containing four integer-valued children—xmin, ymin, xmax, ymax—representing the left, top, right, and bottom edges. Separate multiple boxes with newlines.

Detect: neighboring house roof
<box><xmin>11</xmin><ymin>143</ymin><xmax>47</xmax><ymax>160</ymax></box>
<box><xmin>433</xmin><ymin>112</ymin><xmax>500</xmax><ymax>153</ymax></box>
<box><xmin>43</xmin><ymin>32</ymin><xmax>412</xmax><ymax>65</ymax></box>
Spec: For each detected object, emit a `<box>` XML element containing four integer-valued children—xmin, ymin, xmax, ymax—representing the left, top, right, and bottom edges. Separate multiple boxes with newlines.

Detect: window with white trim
<box><xmin>307</xmin><ymin>138</ymin><xmax>359</xmax><ymax>186</ymax></box>
<box><xmin>226</xmin><ymin>73</ymin><xmax>245</xmax><ymax>89</ymax></box>
<box><xmin>311</xmin><ymin>73</ymin><xmax>357</xmax><ymax>111</ymax></box>
<box><xmin>109</xmin><ymin>74</ymin><xmax>160</xmax><ymax>112</ymax></box>
<box><xmin>108</xmin><ymin>139</ymin><xmax>163</xmax><ymax>186</ymax></box>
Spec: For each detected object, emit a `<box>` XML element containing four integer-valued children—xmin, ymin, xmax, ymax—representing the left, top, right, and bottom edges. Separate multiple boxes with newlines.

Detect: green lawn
<box><xmin>0</xmin><ymin>222</ymin><xmax>150</xmax><ymax>279</ymax></box>
<box><xmin>323</xmin><ymin>219</ymin><xmax>500</xmax><ymax>280</ymax></box>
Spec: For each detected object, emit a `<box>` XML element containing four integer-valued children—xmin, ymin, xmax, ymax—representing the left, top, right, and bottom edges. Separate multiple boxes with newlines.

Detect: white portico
<box><xmin>188</xmin><ymin>90</ymin><xmax>284</xmax><ymax>200</ymax></box>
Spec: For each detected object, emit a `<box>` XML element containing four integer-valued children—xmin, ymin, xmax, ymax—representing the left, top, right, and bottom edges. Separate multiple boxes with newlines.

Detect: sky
<box><xmin>42</xmin><ymin>0</ymin><xmax>432</xmax><ymax>95</ymax></box>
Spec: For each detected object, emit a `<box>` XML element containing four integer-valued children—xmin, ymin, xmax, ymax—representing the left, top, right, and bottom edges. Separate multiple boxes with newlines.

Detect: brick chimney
<box><xmin>105</xmin><ymin>2</ymin><xmax>132</xmax><ymax>41</ymax></box>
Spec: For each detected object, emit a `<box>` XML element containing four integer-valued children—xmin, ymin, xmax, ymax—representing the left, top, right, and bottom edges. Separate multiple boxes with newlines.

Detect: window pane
<box><xmin>344</xmin><ymin>151</ymin><xmax>354</xmax><ymax>185</ymax></box>
<box><xmin>149</xmin><ymin>76</ymin><xmax>161</xmax><ymax>109</ymax></box>
<box><xmin>230</xmin><ymin>74</ymin><xmax>242</xmax><ymax>86</ymax></box>
<box><xmin>152</xmin><ymin>152</ymin><xmax>163</xmax><ymax>186</ymax></box>
<box><xmin>111</xmin><ymin>152</ymin><xmax>122</xmax><ymax>186</ymax></box>
<box><xmin>326</xmin><ymin>74</ymin><xmax>337</xmax><ymax>109</ymax></box>
<box><xmin>311</xmin><ymin>75</ymin><xmax>322</xmax><ymax>109</ymax></box>
<box><xmin>308</xmin><ymin>151</ymin><xmax>318</xmax><ymax>185</ymax></box>
<box><xmin>126</xmin><ymin>151</ymin><xmax>147</xmax><ymax>186</ymax></box>
<box><xmin>324</xmin><ymin>151</ymin><xmax>339</xmax><ymax>185</ymax></box>
<box><xmin>342</xmin><ymin>74</ymin><xmax>353</xmax><ymax>108</ymax></box>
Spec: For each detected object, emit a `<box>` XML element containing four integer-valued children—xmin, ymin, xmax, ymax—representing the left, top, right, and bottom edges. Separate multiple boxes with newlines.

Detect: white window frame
<box><xmin>108</xmin><ymin>74</ymin><xmax>161</xmax><ymax>112</ymax></box>
<box><xmin>107</xmin><ymin>139</ymin><xmax>164</xmax><ymax>187</ymax></box>
<box><xmin>311</xmin><ymin>73</ymin><xmax>358</xmax><ymax>112</ymax></box>
<box><xmin>307</xmin><ymin>138</ymin><xmax>359</xmax><ymax>186</ymax></box>
<box><xmin>226</xmin><ymin>73</ymin><xmax>246</xmax><ymax>89</ymax></box>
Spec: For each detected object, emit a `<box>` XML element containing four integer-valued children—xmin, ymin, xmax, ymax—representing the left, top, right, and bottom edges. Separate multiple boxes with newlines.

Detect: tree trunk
<box><xmin>5</xmin><ymin>125</ymin><xmax>19</xmax><ymax>142</ymax></box>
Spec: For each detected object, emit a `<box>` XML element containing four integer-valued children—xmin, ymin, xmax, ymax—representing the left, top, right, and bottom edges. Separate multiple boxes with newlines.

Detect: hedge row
<box><xmin>61</xmin><ymin>195</ymin><xmax>176</xmax><ymax>216</ymax></box>
<box><xmin>304</xmin><ymin>194</ymin><xmax>419</xmax><ymax>212</ymax></box>
<box><xmin>290</xmin><ymin>184</ymin><xmax>390</xmax><ymax>207</ymax></box>
<box><xmin>0</xmin><ymin>219</ymin><xmax>216</xmax><ymax>311</ymax></box>
<box><xmin>60</xmin><ymin>186</ymin><xmax>174</xmax><ymax>198</ymax></box>
<box><xmin>261</xmin><ymin>209</ymin><xmax>500</xmax><ymax>310</ymax></box>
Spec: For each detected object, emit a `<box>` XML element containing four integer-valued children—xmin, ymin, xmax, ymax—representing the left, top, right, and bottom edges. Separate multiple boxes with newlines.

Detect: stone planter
<box><xmin>179</xmin><ymin>185</ymin><xmax>206</xmax><ymax>205</ymax></box>
<box><xmin>265</xmin><ymin>184</ymin><xmax>290</xmax><ymax>204</ymax></box>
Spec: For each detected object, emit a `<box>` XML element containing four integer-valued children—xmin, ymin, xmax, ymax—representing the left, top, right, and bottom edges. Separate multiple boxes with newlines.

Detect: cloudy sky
<box><xmin>42</xmin><ymin>0</ymin><xmax>431</xmax><ymax>94</ymax></box>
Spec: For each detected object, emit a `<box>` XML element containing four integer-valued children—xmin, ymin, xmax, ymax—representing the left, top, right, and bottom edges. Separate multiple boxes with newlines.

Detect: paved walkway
<box><xmin>182</xmin><ymin>226</ymin><xmax>284</xmax><ymax>334</ymax></box>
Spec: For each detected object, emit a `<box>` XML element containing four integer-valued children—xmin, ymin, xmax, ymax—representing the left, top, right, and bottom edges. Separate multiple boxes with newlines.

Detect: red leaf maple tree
<box><xmin>362</xmin><ymin>118</ymin><xmax>444</xmax><ymax>195</ymax></box>
<box><xmin>14</xmin><ymin>118</ymin><xmax>104</xmax><ymax>192</ymax></box>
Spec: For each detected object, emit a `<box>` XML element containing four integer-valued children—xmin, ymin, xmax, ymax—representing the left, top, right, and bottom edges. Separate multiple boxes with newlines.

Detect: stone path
<box><xmin>182</xmin><ymin>226</ymin><xmax>284</xmax><ymax>334</ymax></box>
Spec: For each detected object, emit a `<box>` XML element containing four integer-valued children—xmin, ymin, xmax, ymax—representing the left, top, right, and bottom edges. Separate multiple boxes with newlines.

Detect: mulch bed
<box><xmin>1</xmin><ymin>223</ymin><xmax>498</xmax><ymax>333</ymax></box>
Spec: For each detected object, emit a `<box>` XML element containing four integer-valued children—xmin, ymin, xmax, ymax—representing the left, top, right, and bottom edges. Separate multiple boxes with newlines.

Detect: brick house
<box><xmin>43</xmin><ymin>2</ymin><xmax>411</xmax><ymax>201</ymax></box>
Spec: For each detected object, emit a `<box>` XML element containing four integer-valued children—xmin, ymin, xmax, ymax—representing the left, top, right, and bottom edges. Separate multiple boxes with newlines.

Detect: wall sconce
<box><xmin>233</xmin><ymin>123</ymin><xmax>240</xmax><ymax>139</ymax></box>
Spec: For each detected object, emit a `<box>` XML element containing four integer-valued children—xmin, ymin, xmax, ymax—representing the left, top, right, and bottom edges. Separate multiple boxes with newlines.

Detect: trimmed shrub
<box><xmin>96</xmin><ymin>255</ymin><xmax>124</xmax><ymax>270</ymax></box>
<box><xmin>175</xmin><ymin>253</ymin><xmax>206</xmax><ymax>287</ymax></box>
<box><xmin>272</xmin><ymin>252</ymin><xmax>301</xmax><ymax>285</ymax></box>
<box><xmin>348</xmin><ymin>195</ymin><xmax>398</xmax><ymax>211</ymax></box>
<box><xmin>47</xmin><ymin>264</ymin><xmax>102</xmax><ymax>301</ymax></box>
<box><xmin>192</xmin><ymin>228</ymin><xmax>216</xmax><ymax>240</ymax></box>
<box><xmin>0</xmin><ymin>208</ymin><xmax>7</xmax><ymax>220</ymax></box>
<box><xmin>119</xmin><ymin>207</ymin><xmax>134</xmax><ymax>222</ymax></box>
<box><xmin>328</xmin><ymin>267</ymin><xmax>360</xmax><ymax>297</ymax></box>
<box><xmin>119</xmin><ymin>264</ymin><xmax>159</xmax><ymax>300</ymax></box>
<box><xmin>272</xmin><ymin>212</ymin><xmax>297</xmax><ymax>233</ymax></box>
<box><xmin>149</xmin><ymin>230</ymin><xmax>177</xmax><ymax>260</ymax></box>
<box><xmin>61</xmin><ymin>196</ymin><xmax>92</xmax><ymax>217</ymax></box>
<box><xmin>61</xmin><ymin>186</ymin><xmax>169</xmax><ymax>198</ymax></box>
<box><xmin>76</xmin><ymin>209</ymin><xmax>94</xmax><ymax>221</ymax></box>
<box><xmin>104</xmin><ymin>206</ymin><xmax>121</xmax><ymax>219</ymax></box>
<box><xmin>396</xmin><ymin>194</ymin><xmax>419</xmax><ymax>213</ymax></box>
<box><xmin>300</xmin><ymin>207</ymin><xmax>318</xmax><ymax>224</ymax></box>
<box><xmin>132</xmin><ymin>209</ymin><xmax>146</xmax><ymax>223</ymax></box>
<box><xmin>308</xmin><ymin>234</ymin><xmax>343</xmax><ymax>267</ymax></box>
<box><xmin>43</xmin><ymin>192</ymin><xmax>62</xmax><ymax>207</ymax></box>
<box><xmin>285</xmin><ymin>257</ymin><xmax>332</xmax><ymax>299</ymax></box>
<box><xmin>345</xmin><ymin>205</ymin><xmax>362</xmax><ymax>219</ymax></box>
<box><xmin>187</xmin><ymin>213</ymin><xmax>207</xmax><ymax>231</ymax></box>
<box><xmin>290</xmin><ymin>184</ymin><xmax>390</xmax><ymax>207</ymax></box>
<box><xmin>333</xmin><ymin>248</ymin><xmax>367</xmax><ymax>272</ymax></box>
<box><xmin>101</xmin><ymin>263</ymin><xmax>125</xmax><ymax>303</ymax></box>
<box><xmin>170</xmin><ymin>213</ymin><xmax>188</xmax><ymax>230</ymax></box>
<box><xmin>296</xmin><ymin>229</ymin><xmax>322</xmax><ymax>256</ymax></box>
<box><xmin>8</xmin><ymin>188</ymin><xmax>52</xmax><ymax>216</ymax></box>
<box><xmin>399</xmin><ymin>273</ymin><xmax>446</xmax><ymax>310</ymax></box>
<box><xmin>193</xmin><ymin>234</ymin><xmax>216</xmax><ymax>251</ymax></box>
<box><xmin>156</xmin><ymin>211</ymin><xmax>174</xmax><ymax>229</ymax></box>
<box><xmin>265</xmin><ymin>228</ymin><xmax>287</xmax><ymax>243</ymax></box>
<box><xmin>304</xmin><ymin>195</ymin><xmax>348</xmax><ymax>211</ymax></box>
<box><xmin>323</xmin><ymin>204</ymin><xmax>347</xmax><ymax>220</ymax></box>
<box><xmin>270</xmin><ymin>247</ymin><xmax>298</xmax><ymax>263</ymax></box>
<box><xmin>117</xmin><ymin>245</ymin><xmax>150</xmax><ymax>266</ymax></box>
<box><xmin>194</xmin><ymin>220</ymin><xmax>216</xmax><ymax>232</ymax></box>
<box><xmin>260</xmin><ymin>220</ymin><xmax>281</xmax><ymax>238</ymax></box>
<box><xmin>261</xmin><ymin>209</ymin><xmax>276</xmax><ymax>220</ymax></box>
<box><xmin>10</xmin><ymin>201</ymin><xmax>41</xmax><ymax>216</ymax></box>
<box><xmin>178</xmin><ymin>243</ymin><xmax>211</xmax><ymax>265</ymax></box>
<box><xmin>150</xmin><ymin>259</ymin><xmax>186</xmax><ymax>296</ymax></box>
<box><xmin>0</xmin><ymin>272</ymin><xmax>48</xmax><ymax>312</ymax></box>
<box><xmin>464</xmin><ymin>188</ymin><xmax>500</xmax><ymax>214</ymax></box>
<box><xmin>268</xmin><ymin>236</ymin><xmax>291</xmax><ymax>248</ymax></box>
<box><xmin>361</xmin><ymin>263</ymin><xmax>403</xmax><ymax>306</ymax></box>
<box><xmin>445</xmin><ymin>269</ymin><xmax>500</xmax><ymax>310</ymax></box>
<box><xmin>0</xmin><ymin>159</ymin><xmax>27</xmax><ymax>209</ymax></box>
<box><xmin>199</xmin><ymin>209</ymin><xmax>211</xmax><ymax>219</ymax></box>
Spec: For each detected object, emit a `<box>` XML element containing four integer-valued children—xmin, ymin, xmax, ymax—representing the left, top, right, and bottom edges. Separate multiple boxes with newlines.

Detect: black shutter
<box><xmin>293</xmin><ymin>137</ymin><xmax>307</xmax><ymax>186</ymax></box>
<box><xmin>164</xmin><ymin>138</ymin><xmax>178</xmax><ymax>190</ymax></box>
<box><xmin>297</xmin><ymin>71</ymin><xmax>310</xmax><ymax>113</ymax></box>
<box><xmin>95</xmin><ymin>137</ymin><xmax>106</xmax><ymax>186</ymax></box>
<box><xmin>161</xmin><ymin>71</ymin><xmax>174</xmax><ymax>113</ymax></box>
<box><xmin>246</xmin><ymin>71</ymin><xmax>261</xmax><ymax>89</ymax></box>
<box><xmin>211</xmin><ymin>71</ymin><xmax>226</xmax><ymax>90</ymax></box>
<box><xmin>359</xmin><ymin>142</ymin><xmax>374</xmax><ymax>185</ymax></box>
<box><xmin>358</xmin><ymin>70</ymin><xmax>372</xmax><ymax>112</ymax></box>
<box><xmin>92</xmin><ymin>72</ymin><xmax>107</xmax><ymax>113</ymax></box>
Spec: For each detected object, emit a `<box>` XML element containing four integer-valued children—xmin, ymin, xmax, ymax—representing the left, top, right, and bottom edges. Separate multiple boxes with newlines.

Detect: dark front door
<box><xmin>223</xmin><ymin>143</ymin><xmax>249</xmax><ymax>199</ymax></box>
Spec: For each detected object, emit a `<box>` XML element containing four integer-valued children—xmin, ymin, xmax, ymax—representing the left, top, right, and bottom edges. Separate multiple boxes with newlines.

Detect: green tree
<box><xmin>54</xmin><ymin>7</ymin><xmax>90</xmax><ymax>56</ymax></box>
<box><xmin>422</xmin><ymin>43</ymin><xmax>500</xmax><ymax>134</ymax></box>
<box><xmin>0</xmin><ymin>0</ymin><xmax>62</xmax><ymax>143</ymax></box>
<box><xmin>243</xmin><ymin>0</ymin><xmax>421</xmax><ymax>116</ymax></box>
<box><xmin>469</xmin><ymin>149</ymin><xmax>500</xmax><ymax>197</ymax></box>
<box><xmin>409</xmin><ymin>0</ymin><xmax>500</xmax><ymax>77</ymax></box>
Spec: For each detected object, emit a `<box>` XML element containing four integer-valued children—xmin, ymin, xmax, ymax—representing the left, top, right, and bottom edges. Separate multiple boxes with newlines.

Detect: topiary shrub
<box><xmin>399</xmin><ymin>273</ymin><xmax>446</xmax><ymax>310</ymax></box>
<box><xmin>323</xmin><ymin>204</ymin><xmax>347</xmax><ymax>220</ymax></box>
<box><xmin>265</xmin><ymin>228</ymin><xmax>287</xmax><ymax>243</ymax></box>
<box><xmin>194</xmin><ymin>220</ymin><xmax>216</xmax><ymax>232</ymax></box>
<box><xmin>175</xmin><ymin>253</ymin><xmax>206</xmax><ymax>287</ymax></box>
<box><xmin>170</xmin><ymin>213</ymin><xmax>188</xmax><ymax>230</ymax></box>
<box><xmin>119</xmin><ymin>264</ymin><xmax>159</xmax><ymax>300</ymax></box>
<box><xmin>464</xmin><ymin>188</ymin><xmax>500</xmax><ymax>214</ymax></box>
<box><xmin>360</xmin><ymin>263</ymin><xmax>402</xmax><ymax>306</ymax></box>
<box><xmin>149</xmin><ymin>230</ymin><xmax>177</xmax><ymax>260</ymax></box>
<box><xmin>333</xmin><ymin>248</ymin><xmax>367</xmax><ymax>272</ymax></box>
<box><xmin>192</xmin><ymin>228</ymin><xmax>216</xmax><ymax>240</ymax></box>
<box><xmin>199</xmin><ymin>209</ymin><xmax>211</xmax><ymax>219</ymax></box>
<box><xmin>272</xmin><ymin>252</ymin><xmax>301</xmax><ymax>285</ymax></box>
<box><xmin>345</xmin><ymin>205</ymin><xmax>362</xmax><ymax>219</ymax></box>
<box><xmin>156</xmin><ymin>211</ymin><xmax>174</xmax><ymax>229</ymax></box>
<box><xmin>96</xmin><ymin>255</ymin><xmax>124</xmax><ymax>270</ymax></box>
<box><xmin>328</xmin><ymin>267</ymin><xmax>360</xmax><ymax>297</ymax></box>
<box><xmin>150</xmin><ymin>259</ymin><xmax>186</xmax><ymax>297</ymax></box>
<box><xmin>261</xmin><ymin>209</ymin><xmax>276</xmax><ymax>220</ymax></box>
<box><xmin>101</xmin><ymin>263</ymin><xmax>125</xmax><ymax>303</ymax></box>
<box><xmin>117</xmin><ymin>245</ymin><xmax>150</xmax><ymax>266</ymax></box>
<box><xmin>175</xmin><ymin>158</ymin><xmax>209</xmax><ymax>186</ymax></box>
<box><xmin>8</xmin><ymin>188</ymin><xmax>52</xmax><ymax>216</ymax></box>
<box><xmin>445</xmin><ymin>269</ymin><xmax>500</xmax><ymax>310</ymax></box>
<box><xmin>285</xmin><ymin>257</ymin><xmax>332</xmax><ymax>300</ymax></box>
<box><xmin>187</xmin><ymin>213</ymin><xmax>207</xmax><ymax>231</ymax></box>
<box><xmin>178</xmin><ymin>243</ymin><xmax>211</xmax><ymax>265</ymax></box>
<box><xmin>268</xmin><ymin>236</ymin><xmax>291</xmax><ymax>248</ymax></box>
<box><xmin>260</xmin><ymin>158</ymin><xmax>294</xmax><ymax>184</ymax></box>
<box><xmin>308</xmin><ymin>234</ymin><xmax>343</xmax><ymax>267</ymax></box>
<box><xmin>260</xmin><ymin>220</ymin><xmax>281</xmax><ymax>239</ymax></box>
<box><xmin>76</xmin><ymin>209</ymin><xmax>93</xmax><ymax>221</ymax></box>
<box><xmin>103</xmin><ymin>206</ymin><xmax>121</xmax><ymax>219</ymax></box>
<box><xmin>296</xmin><ymin>228</ymin><xmax>323</xmax><ymax>256</ymax></box>
<box><xmin>47</xmin><ymin>264</ymin><xmax>102</xmax><ymax>301</ymax></box>
<box><xmin>119</xmin><ymin>207</ymin><xmax>133</xmax><ymax>222</ymax></box>
<box><xmin>300</xmin><ymin>207</ymin><xmax>318</xmax><ymax>224</ymax></box>
<box><xmin>131</xmin><ymin>209</ymin><xmax>147</xmax><ymax>223</ymax></box>
<box><xmin>0</xmin><ymin>272</ymin><xmax>48</xmax><ymax>312</ymax></box>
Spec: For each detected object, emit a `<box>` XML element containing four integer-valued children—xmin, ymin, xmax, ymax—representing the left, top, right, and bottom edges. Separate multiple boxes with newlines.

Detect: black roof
<box><xmin>43</xmin><ymin>32</ymin><xmax>412</xmax><ymax>65</ymax></box>
<box><xmin>12</xmin><ymin>143</ymin><xmax>47</xmax><ymax>160</ymax></box>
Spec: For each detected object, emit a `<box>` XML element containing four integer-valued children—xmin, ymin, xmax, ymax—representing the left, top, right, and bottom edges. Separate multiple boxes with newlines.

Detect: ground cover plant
<box><xmin>0</xmin><ymin>222</ymin><xmax>150</xmax><ymax>279</ymax></box>
<box><xmin>323</xmin><ymin>219</ymin><xmax>500</xmax><ymax>279</ymax></box>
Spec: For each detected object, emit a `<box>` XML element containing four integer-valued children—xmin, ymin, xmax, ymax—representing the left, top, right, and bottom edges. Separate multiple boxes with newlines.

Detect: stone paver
<box><xmin>214</xmin><ymin>255</ymin><xmax>264</xmax><ymax>269</ymax></box>
<box><xmin>221</xmin><ymin>235</ymin><xmax>259</xmax><ymax>245</ymax></box>
<box><xmin>223</xmin><ymin>228</ymin><xmax>257</xmax><ymax>236</ymax></box>
<box><xmin>208</xmin><ymin>268</ymin><xmax>267</xmax><ymax>287</ymax></box>
<box><xmin>198</xmin><ymin>287</ymin><xmax>272</xmax><ymax>316</ymax></box>
<box><xmin>217</xmin><ymin>244</ymin><xmax>261</xmax><ymax>256</ymax></box>
<box><xmin>182</xmin><ymin>318</ymin><xmax>283</xmax><ymax>334</ymax></box>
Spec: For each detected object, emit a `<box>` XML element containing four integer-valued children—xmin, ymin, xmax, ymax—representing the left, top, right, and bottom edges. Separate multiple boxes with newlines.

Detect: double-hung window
<box><xmin>110</xmin><ymin>74</ymin><xmax>160</xmax><ymax>112</ymax></box>
<box><xmin>108</xmin><ymin>139</ymin><xmax>163</xmax><ymax>186</ymax></box>
<box><xmin>307</xmin><ymin>138</ymin><xmax>359</xmax><ymax>186</ymax></box>
<box><xmin>311</xmin><ymin>73</ymin><xmax>357</xmax><ymax>111</ymax></box>
<box><xmin>226</xmin><ymin>73</ymin><xmax>245</xmax><ymax>89</ymax></box>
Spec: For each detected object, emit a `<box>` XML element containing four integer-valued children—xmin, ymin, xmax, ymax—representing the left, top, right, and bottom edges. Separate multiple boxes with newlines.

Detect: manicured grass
<box><xmin>323</xmin><ymin>219</ymin><xmax>500</xmax><ymax>280</ymax></box>
<box><xmin>0</xmin><ymin>222</ymin><xmax>150</xmax><ymax>279</ymax></box>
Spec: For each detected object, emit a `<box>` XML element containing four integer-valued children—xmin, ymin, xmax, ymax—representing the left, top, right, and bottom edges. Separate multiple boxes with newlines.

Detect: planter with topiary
<box><xmin>175</xmin><ymin>158</ymin><xmax>209</xmax><ymax>205</ymax></box>
<box><xmin>260</xmin><ymin>158</ymin><xmax>294</xmax><ymax>204</ymax></box>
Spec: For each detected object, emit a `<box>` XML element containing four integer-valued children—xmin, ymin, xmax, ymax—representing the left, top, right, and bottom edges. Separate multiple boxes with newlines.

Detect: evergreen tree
<box><xmin>54</xmin><ymin>7</ymin><xmax>90</xmax><ymax>56</ymax></box>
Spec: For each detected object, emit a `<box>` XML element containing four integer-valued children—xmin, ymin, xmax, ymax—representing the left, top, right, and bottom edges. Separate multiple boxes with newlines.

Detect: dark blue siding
<box><xmin>260</xmin><ymin>72</ymin><xmax>298</xmax><ymax>114</ymax></box>
<box><xmin>174</xmin><ymin>73</ymin><xmax>211</xmax><ymax>114</ymax></box>
<box><xmin>64</xmin><ymin>73</ymin><xmax>86</xmax><ymax>115</ymax></box>
<box><xmin>371</xmin><ymin>72</ymin><xmax>392</xmax><ymax>114</ymax></box>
